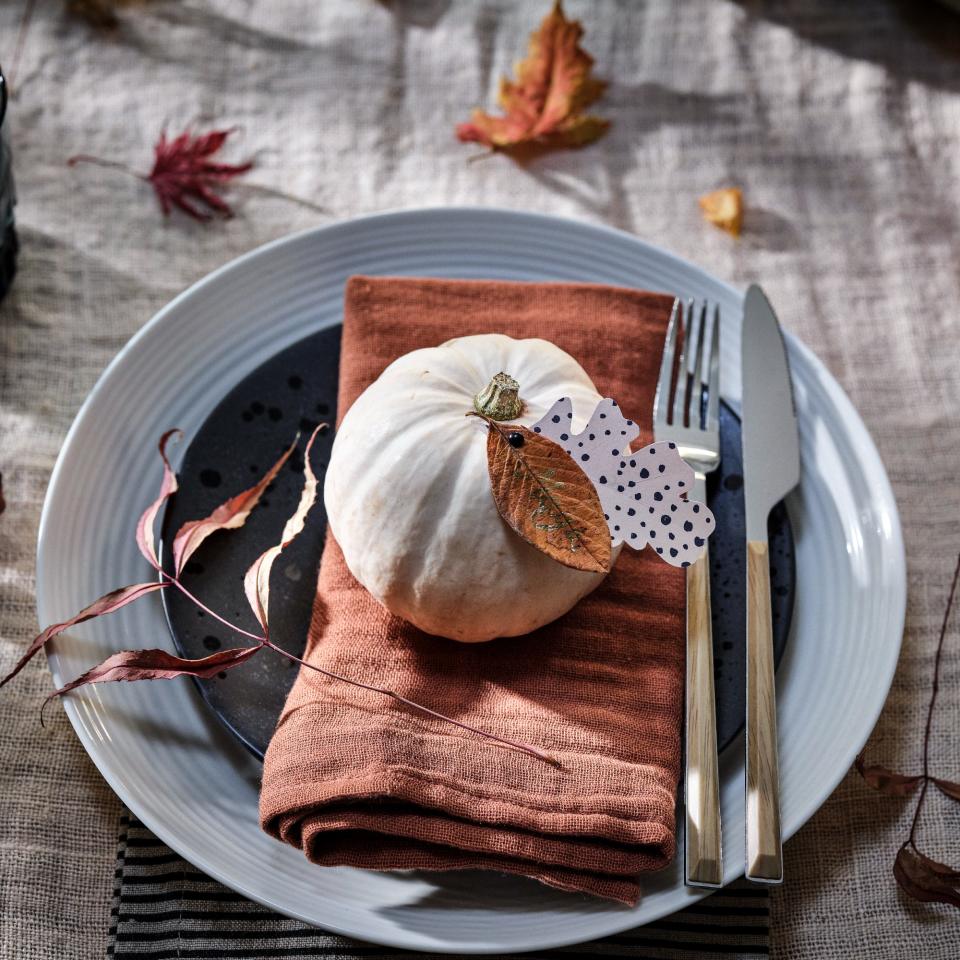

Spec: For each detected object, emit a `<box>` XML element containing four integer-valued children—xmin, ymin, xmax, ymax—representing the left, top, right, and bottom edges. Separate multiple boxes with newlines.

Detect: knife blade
<box><xmin>740</xmin><ymin>284</ymin><xmax>799</xmax><ymax>884</ymax></box>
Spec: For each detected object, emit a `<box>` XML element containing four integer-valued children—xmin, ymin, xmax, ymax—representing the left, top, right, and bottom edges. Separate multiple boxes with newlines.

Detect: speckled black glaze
<box><xmin>161</xmin><ymin>327</ymin><xmax>794</xmax><ymax>760</ymax></box>
<box><xmin>159</xmin><ymin>326</ymin><xmax>340</xmax><ymax>760</ymax></box>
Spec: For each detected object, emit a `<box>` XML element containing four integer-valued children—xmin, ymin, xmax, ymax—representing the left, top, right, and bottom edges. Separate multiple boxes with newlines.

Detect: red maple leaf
<box><xmin>147</xmin><ymin>128</ymin><xmax>253</xmax><ymax>221</ymax></box>
<box><xmin>68</xmin><ymin>126</ymin><xmax>253</xmax><ymax>222</ymax></box>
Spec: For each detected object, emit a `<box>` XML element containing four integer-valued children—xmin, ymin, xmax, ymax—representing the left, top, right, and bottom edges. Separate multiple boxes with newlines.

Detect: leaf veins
<box><xmin>481</xmin><ymin>418</ymin><xmax>611</xmax><ymax>574</ymax></box>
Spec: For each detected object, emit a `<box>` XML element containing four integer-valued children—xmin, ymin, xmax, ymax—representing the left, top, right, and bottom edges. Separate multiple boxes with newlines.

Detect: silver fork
<box><xmin>653</xmin><ymin>298</ymin><xmax>723</xmax><ymax>888</ymax></box>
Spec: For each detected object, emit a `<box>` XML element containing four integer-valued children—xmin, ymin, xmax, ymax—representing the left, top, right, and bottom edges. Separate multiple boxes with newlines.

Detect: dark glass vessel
<box><xmin>0</xmin><ymin>66</ymin><xmax>17</xmax><ymax>304</ymax></box>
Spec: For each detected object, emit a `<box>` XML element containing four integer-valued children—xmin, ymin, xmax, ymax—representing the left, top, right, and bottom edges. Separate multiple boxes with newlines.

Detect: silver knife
<box><xmin>741</xmin><ymin>284</ymin><xmax>799</xmax><ymax>884</ymax></box>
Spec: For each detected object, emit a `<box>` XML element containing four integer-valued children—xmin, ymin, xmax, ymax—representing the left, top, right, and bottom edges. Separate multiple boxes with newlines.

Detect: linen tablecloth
<box><xmin>1</xmin><ymin>1</ymin><xmax>959</xmax><ymax>957</ymax></box>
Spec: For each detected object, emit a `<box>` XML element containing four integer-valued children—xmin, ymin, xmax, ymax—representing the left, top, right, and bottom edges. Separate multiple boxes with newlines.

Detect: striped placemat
<box><xmin>107</xmin><ymin>811</ymin><xmax>769</xmax><ymax>959</ymax></box>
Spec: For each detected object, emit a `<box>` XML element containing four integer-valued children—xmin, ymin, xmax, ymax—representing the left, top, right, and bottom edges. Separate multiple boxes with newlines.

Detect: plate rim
<box><xmin>36</xmin><ymin>205</ymin><xmax>907</xmax><ymax>953</ymax></box>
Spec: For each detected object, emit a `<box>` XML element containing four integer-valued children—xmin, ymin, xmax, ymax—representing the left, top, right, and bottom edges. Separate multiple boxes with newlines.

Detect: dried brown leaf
<box><xmin>243</xmin><ymin>426</ymin><xmax>324</xmax><ymax>632</ymax></box>
<box><xmin>0</xmin><ymin>581</ymin><xmax>168</xmax><ymax>689</ymax></box>
<box><xmin>66</xmin><ymin>0</ymin><xmax>143</xmax><ymax>28</ymax></box>
<box><xmin>172</xmin><ymin>435</ymin><xmax>298</xmax><ymax>577</ymax></box>
<box><xmin>934</xmin><ymin>778</ymin><xmax>960</xmax><ymax>802</ymax></box>
<box><xmin>483</xmin><ymin>419</ymin><xmax>611</xmax><ymax>574</ymax></box>
<box><xmin>854</xmin><ymin>753</ymin><xmax>923</xmax><ymax>796</ymax></box>
<box><xmin>894</xmin><ymin>844</ymin><xmax>960</xmax><ymax>908</ymax></box>
<box><xmin>46</xmin><ymin>645</ymin><xmax>261</xmax><ymax>707</ymax></box>
<box><xmin>136</xmin><ymin>429</ymin><xmax>180</xmax><ymax>569</ymax></box>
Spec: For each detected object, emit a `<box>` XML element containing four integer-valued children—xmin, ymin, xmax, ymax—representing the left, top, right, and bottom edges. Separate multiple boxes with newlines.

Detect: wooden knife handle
<box><xmin>685</xmin><ymin>544</ymin><xmax>723</xmax><ymax>887</ymax></box>
<box><xmin>746</xmin><ymin>540</ymin><xmax>783</xmax><ymax>883</ymax></box>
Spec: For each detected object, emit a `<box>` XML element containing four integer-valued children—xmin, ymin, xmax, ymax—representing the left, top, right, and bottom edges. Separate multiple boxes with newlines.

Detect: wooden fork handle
<box><xmin>745</xmin><ymin>539</ymin><xmax>783</xmax><ymax>883</ymax></box>
<box><xmin>685</xmin><ymin>543</ymin><xmax>723</xmax><ymax>887</ymax></box>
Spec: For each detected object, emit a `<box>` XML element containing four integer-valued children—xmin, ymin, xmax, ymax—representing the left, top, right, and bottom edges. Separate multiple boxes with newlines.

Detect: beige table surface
<box><xmin>1</xmin><ymin>1</ymin><xmax>959</xmax><ymax>957</ymax></box>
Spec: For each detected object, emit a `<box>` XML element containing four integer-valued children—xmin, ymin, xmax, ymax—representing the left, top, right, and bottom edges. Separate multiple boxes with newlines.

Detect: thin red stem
<box><xmin>67</xmin><ymin>155</ymin><xmax>143</xmax><ymax>177</ymax></box>
<box><xmin>233</xmin><ymin>182</ymin><xmax>329</xmax><ymax>214</ymax></box>
<box><xmin>262</xmin><ymin>639</ymin><xmax>560</xmax><ymax>767</ymax></box>
<box><xmin>908</xmin><ymin>551</ymin><xmax>960</xmax><ymax>848</ymax></box>
<box><xmin>156</xmin><ymin>570</ymin><xmax>558</xmax><ymax>767</ymax></box>
<box><xmin>163</xmin><ymin>573</ymin><xmax>265</xmax><ymax>644</ymax></box>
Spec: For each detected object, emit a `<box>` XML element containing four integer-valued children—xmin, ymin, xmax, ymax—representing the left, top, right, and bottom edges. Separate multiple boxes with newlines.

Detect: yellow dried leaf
<box><xmin>699</xmin><ymin>187</ymin><xmax>744</xmax><ymax>236</ymax></box>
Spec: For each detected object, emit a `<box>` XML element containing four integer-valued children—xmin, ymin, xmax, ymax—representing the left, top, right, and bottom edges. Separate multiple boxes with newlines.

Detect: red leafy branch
<box><xmin>68</xmin><ymin>127</ymin><xmax>253</xmax><ymax>222</ymax></box>
<box><xmin>2</xmin><ymin>425</ymin><xmax>557</xmax><ymax>767</ymax></box>
<box><xmin>0</xmin><ymin>581</ymin><xmax>168</xmax><ymax>691</ymax></box>
<box><xmin>39</xmin><ymin>646</ymin><xmax>261</xmax><ymax>725</ymax></box>
<box><xmin>856</xmin><ymin>551</ymin><xmax>960</xmax><ymax>909</ymax></box>
<box><xmin>172</xmin><ymin>435</ymin><xmax>297</xmax><ymax>577</ymax></box>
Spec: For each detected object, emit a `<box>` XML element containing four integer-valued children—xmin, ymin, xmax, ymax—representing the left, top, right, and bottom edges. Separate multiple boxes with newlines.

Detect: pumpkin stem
<box><xmin>474</xmin><ymin>372</ymin><xmax>523</xmax><ymax>421</ymax></box>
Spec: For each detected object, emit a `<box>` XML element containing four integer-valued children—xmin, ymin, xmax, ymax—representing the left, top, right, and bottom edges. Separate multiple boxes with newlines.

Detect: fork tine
<box><xmin>705</xmin><ymin>303</ymin><xmax>720</xmax><ymax>431</ymax></box>
<box><xmin>672</xmin><ymin>299</ymin><xmax>691</xmax><ymax>425</ymax></box>
<box><xmin>686</xmin><ymin>300</ymin><xmax>706</xmax><ymax>428</ymax></box>
<box><xmin>654</xmin><ymin>298</ymin><xmax>680</xmax><ymax>426</ymax></box>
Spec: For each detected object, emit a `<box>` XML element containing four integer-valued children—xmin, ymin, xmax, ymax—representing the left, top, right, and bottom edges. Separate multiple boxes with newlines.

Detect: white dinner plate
<box><xmin>37</xmin><ymin>208</ymin><xmax>905</xmax><ymax>954</ymax></box>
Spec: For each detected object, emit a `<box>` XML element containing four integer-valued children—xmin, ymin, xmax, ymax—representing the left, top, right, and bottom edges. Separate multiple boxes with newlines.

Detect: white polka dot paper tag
<box><xmin>530</xmin><ymin>397</ymin><xmax>715</xmax><ymax>568</ymax></box>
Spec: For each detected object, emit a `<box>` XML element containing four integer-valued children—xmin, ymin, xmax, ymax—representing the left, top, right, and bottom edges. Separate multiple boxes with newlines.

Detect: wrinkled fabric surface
<box><xmin>1</xmin><ymin>0</ymin><xmax>959</xmax><ymax>957</ymax></box>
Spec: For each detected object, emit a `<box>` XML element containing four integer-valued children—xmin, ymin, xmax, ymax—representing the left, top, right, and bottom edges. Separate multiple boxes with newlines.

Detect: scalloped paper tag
<box><xmin>529</xmin><ymin>397</ymin><xmax>715</xmax><ymax>568</ymax></box>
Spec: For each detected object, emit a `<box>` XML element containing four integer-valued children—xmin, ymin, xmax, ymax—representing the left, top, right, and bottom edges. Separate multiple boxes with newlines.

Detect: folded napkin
<box><xmin>260</xmin><ymin>276</ymin><xmax>685</xmax><ymax>904</ymax></box>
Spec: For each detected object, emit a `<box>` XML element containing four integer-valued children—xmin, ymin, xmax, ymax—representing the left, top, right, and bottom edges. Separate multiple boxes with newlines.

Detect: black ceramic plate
<box><xmin>160</xmin><ymin>327</ymin><xmax>794</xmax><ymax>760</ymax></box>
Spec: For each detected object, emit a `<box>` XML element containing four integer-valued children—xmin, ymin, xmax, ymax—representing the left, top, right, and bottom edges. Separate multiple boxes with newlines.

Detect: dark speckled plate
<box><xmin>160</xmin><ymin>326</ymin><xmax>794</xmax><ymax>760</ymax></box>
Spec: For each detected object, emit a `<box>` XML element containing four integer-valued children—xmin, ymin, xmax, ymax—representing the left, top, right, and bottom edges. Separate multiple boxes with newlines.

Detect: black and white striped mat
<box><xmin>107</xmin><ymin>812</ymin><xmax>769</xmax><ymax>959</ymax></box>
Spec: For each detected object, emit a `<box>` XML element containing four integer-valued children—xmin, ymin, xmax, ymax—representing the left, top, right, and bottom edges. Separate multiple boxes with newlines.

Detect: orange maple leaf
<box><xmin>456</xmin><ymin>1</ymin><xmax>609</xmax><ymax>154</ymax></box>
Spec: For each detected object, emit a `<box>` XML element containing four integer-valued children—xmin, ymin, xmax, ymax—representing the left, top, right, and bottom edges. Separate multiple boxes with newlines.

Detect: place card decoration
<box><xmin>477</xmin><ymin>395</ymin><xmax>714</xmax><ymax>574</ymax></box>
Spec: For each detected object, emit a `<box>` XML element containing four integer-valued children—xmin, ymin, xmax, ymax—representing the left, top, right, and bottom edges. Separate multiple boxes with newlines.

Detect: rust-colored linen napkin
<box><xmin>260</xmin><ymin>276</ymin><xmax>684</xmax><ymax>905</ymax></box>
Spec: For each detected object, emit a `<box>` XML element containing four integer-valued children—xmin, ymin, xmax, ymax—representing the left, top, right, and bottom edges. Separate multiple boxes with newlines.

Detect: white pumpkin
<box><xmin>324</xmin><ymin>333</ymin><xmax>617</xmax><ymax>643</ymax></box>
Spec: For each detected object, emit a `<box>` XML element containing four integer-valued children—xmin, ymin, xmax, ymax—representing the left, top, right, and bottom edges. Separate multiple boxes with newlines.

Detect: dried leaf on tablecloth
<box><xmin>66</xmin><ymin>0</ymin><xmax>153</xmax><ymax>28</ymax></box>
<box><xmin>699</xmin><ymin>187</ymin><xmax>744</xmax><ymax>236</ymax></box>
<box><xmin>857</xmin><ymin>553</ymin><xmax>960</xmax><ymax>913</ymax></box>
<box><xmin>456</xmin><ymin>1</ymin><xmax>608</xmax><ymax>155</ymax></box>
<box><xmin>244</xmin><ymin>426</ymin><xmax>325</xmax><ymax>632</ymax></box>
<box><xmin>172</xmin><ymin>436</ymin><xmax>299</xmax><ymax>576</ymax></box>
<box><xmin>147</xmin><ymin>128</ymin><xmax>254</xmax><ymax>220</ymax></box>
<box><xmin>894</xmin><ymin>845</ymin><xmax>960</xmax><ymax>908</ymax></box>
<box><xmin>68</xmin><ymin>127</ymin><xmax>253</xmax><ymax>222</ymax></box>
<box><xmin>136</xmin><ymin>429</ymin><xmax>181</xmax><ymax>569</ymax></box>
<box><xmin>854</xmin><ymin>753</ymin><xmax>923</xmax><ymax>796</ymax></box>
<box><xmin>0</xmin><ymin>581</ymin><xmax>168</xmax><ymax>689</ymax></box>
<box><xmin>480</xmin><ymin>418</ymin><xmax>611</xmax><ymax>574</ymax></box>
<box><xmin>934</xmin><ymin>778</ymin><xmax>960</xmax><ymax>802</ymax></box>
<box><xmin>10</xmin><ymin>0</ymin><xmax>163</xmax><ymax>107</ymax></box>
